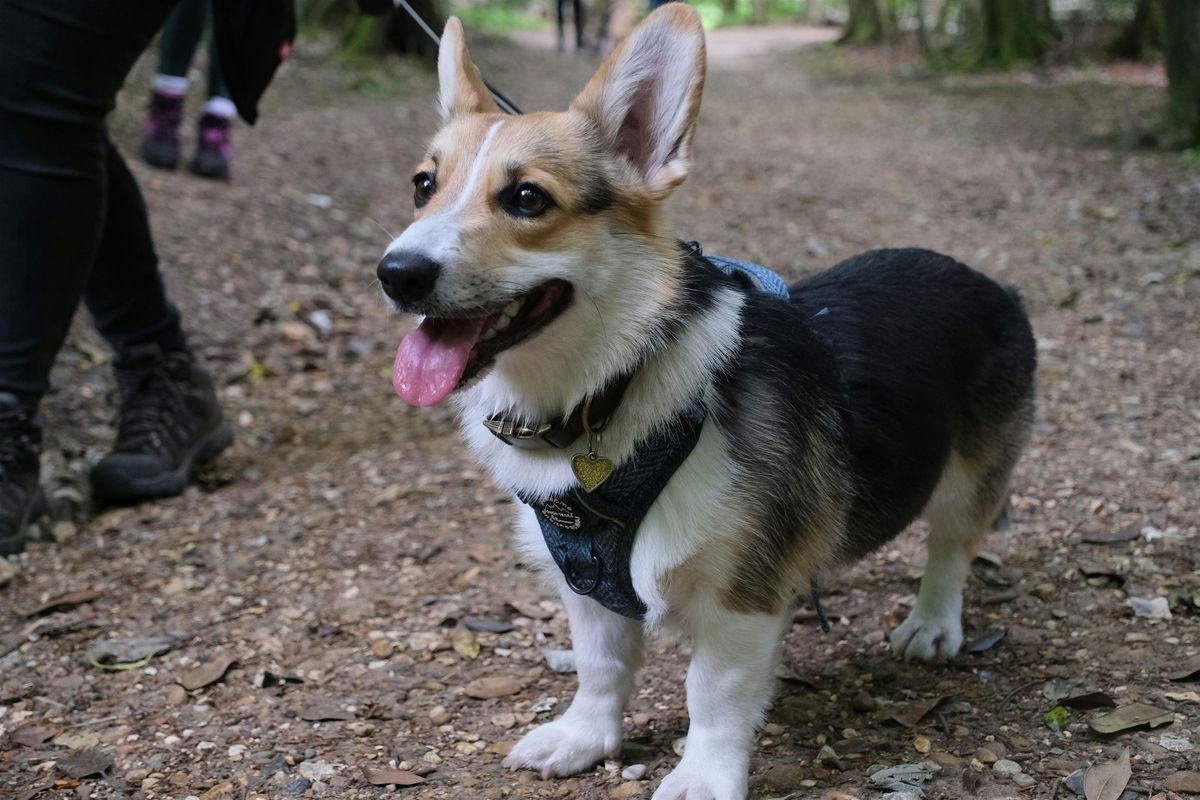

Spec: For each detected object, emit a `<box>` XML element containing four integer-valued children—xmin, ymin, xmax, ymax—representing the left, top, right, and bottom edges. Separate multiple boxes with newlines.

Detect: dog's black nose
<box><xmin>377</xmin><ymin>250</ymin><xmax>441</xmax><ymax>305</ymax></box>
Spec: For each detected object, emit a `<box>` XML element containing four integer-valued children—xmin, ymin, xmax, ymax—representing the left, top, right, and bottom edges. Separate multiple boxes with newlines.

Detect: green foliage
<box><xmin>453</xmin><ymin>3</ymin><xmax>549</xmax><ymax>33</ymax></box>
<box><xmin>1043</xmin><ymin>705</ymin><xmax>1070</xmax><ymax>731</ymax></box>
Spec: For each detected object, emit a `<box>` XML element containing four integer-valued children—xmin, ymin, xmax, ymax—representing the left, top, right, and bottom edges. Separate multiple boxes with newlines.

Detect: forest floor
<box><xmin>2</xmin><ymin>21</ymin><xmax>1199</xmax><ymax>800</ymax></box>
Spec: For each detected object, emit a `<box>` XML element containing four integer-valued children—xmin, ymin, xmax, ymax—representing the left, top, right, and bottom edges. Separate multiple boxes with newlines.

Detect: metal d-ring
<box><xmin>564</xmin><ymin>549</ymin><xmax>602</xmax><ymax>596</ymax></box>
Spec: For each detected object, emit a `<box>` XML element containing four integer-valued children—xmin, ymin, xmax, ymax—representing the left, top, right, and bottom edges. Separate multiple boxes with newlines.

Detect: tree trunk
<box><xmin>721</xmin><ymin>0</ymin><xmax>737</xmax><ymax>20</ymax></box>
<box><xmin>803</xmin><ymin>0</ymin><xmax>823</xmax><ymax>24</ymax></box>
<box><xmin>841</xmin><ymin>0</ymin><xmax>886</xmax><ymax>44</ymax></box>
<box><xmin>915</xmin><ymin>0</ymin><xmax>931</xmax><ymax>55</ymax></box>
<box><xmin>751</xmin><ymin>0</ymin><xmax>765</xmax><ymax>25</ymax></box>
<box><xmin>1163</xmin><ymin>0</ymin><xmax>1200</xmax><ymax>147</ymax></box>
<box><xmin>383</xmin><ymin>0</ymin><xmax>442</xmax><ymax>59</ymax></box>
<box><xmin>979</xmin><ymin>0</ymin><xmax>1057</xmax><ymax>64</ymax></box>
<box><xmin>1109</xmin><ymin>0</ymin><xmax>1164</xmax><ymax>61</ymax></box>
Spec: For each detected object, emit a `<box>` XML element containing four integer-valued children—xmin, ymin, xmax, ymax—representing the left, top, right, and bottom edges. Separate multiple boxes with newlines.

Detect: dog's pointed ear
<box><xmin>438</xmin><ymin>17</ymin><xmax>499</xmax><ymax>121</ymax></box>
<box><xmin>570</xmin><ymin>5</ymin><xmax>706</xmax><ymax>199</ymax></box>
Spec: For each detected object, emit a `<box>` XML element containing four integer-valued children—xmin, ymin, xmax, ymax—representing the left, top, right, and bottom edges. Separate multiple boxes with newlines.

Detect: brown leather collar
<box><xmin>483</xmin><ymin>372</ymin><xmax>635</xmax><ymax>450</ymax></box>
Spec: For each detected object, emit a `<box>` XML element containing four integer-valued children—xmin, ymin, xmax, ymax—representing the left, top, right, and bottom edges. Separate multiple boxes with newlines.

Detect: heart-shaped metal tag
<box><xmin>571</xmin><ymin>452</ymin><xmax>613</xmax><ymax>493</ymax></box>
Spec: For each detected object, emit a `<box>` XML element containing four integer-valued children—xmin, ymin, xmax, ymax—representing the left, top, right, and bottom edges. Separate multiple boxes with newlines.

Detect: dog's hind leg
<box><xmin>503</xmin><ymin>583</ymin><xmax>644</xmax><ymax>778</ymax></box>
<box><xmin>889</xmin><ymin>449</ymin><xmax>1016</xmax><ymax>661</ymax></box>
<box><xmin>653</xmin><ymin>602</ymin><xmax>790</xmax><ymax>800</ymax></box>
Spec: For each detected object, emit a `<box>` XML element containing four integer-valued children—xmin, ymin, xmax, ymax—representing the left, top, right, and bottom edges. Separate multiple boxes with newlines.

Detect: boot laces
<box><xmin>114</xmin><ymin>358</ymin><xmax>192</xmax><ymax>456</ymax></box>
<box><xmin>0</xmin><ymin>404</ymin><xmax>35</xmax><ymax>483</ymax></box>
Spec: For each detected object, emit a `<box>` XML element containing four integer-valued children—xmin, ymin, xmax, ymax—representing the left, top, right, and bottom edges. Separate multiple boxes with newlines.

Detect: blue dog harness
<box><xmin>505</xmin><ymin>249</ymin><xmax>790</xmax><ymax>620</ymax></box>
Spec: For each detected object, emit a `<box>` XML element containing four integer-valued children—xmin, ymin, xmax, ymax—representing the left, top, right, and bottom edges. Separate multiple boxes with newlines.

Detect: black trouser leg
<box><xmin>0</xmin><ymin>0</ymin><xmax>182</xmax><ymax>400</ymax></box>
<box><xmin>156</xmin><ymin>0</ymin><xmax>207</xmax><ymax>79</ymax></box>
<box><xmin>84</xmin><ymin>143</ymin><xmax>189</xmax><ymax>359</ymax></box>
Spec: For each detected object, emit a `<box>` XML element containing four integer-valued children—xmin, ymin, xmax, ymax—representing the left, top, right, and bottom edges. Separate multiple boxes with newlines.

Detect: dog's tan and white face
<box><xmin>382</xmin><ymin>7</ymin><xmax>706</xmax><ymax>416</ymax></box>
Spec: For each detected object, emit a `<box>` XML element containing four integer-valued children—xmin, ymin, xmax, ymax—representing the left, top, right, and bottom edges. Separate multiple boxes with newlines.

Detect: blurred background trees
<box><xmin>296</xmin><ymin>0</ymin><xmax>1198</xmax><ymax>147</ymax></box>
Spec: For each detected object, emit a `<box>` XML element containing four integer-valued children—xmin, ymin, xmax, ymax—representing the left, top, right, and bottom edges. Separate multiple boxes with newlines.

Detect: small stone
<box><xmin>928</xmin><ymin>751</ymin><xmax>962</xmax><ymax>768</ymax></box>
<box><xmin>1013</xmin><ymin>772</ymin><xmax>1036</xmax><ymax>788</ymax></box>
<box><xmin>429</xmin><ymin>706</ymin><xmax>451</xmax><ymax>725</ymax></box>
<box><xmin>530</xmin><ymin>696</ymin><xmax>559</xmax><ymax>714</ymax></box>
<box><xmin>621</xmin><ymin>764</ymin><xmax>647</xmax><ymax>781</ymax></box>
<box><xmin>632</xmin><ymin>713</ymin><xmax>652</xmax><ymax>727</ymax></box>
<box><xmin>370</xmin><ymin>639</ymin><xmax>394</xmax><ymax>659</ymax></box>
<box><xmin>1128</xmin><ymin>596</ymin><xmax>1171</xmax><ymax>620</ymax></box>
<box><xmin>913</xmin><ymin>735</ymin><xmax>931</xmax><ymax>754</ymax></box>
<box><xmin>491</xmin><ymin>712</ymin><xmax>516</xmax><ymax>730</ymax></box>
<box><xmin>1159</xmin><ymin>732</ymin><xmax>1194</xmax><ymax>752</ymax></box>
<box><xmin>296</xmin><ymin>760</ymin><xmax>340</xmax><ymax>781</ymax></box>
<box><xmin>51</xmin><ymin>520</ymin><xmax>77</xmax><ymax>543</ymax></box>
<box><xmin>1031</xmin><ymin>583</ymin><xmax>1058</xmax><ymax>601</ymax></box>
<box><xmin>0</xmin><ymin>558</ymin><xmax>17</xmax><ymax>588</ymax></box>
<box><xmin>286</xmin><ymin>777</ymin><xmax>311</xmax><ymax>795</ymax></box>
<box><xmin>977</xmin><ymin>746</ymin><xmax>1001</xmax><ymax>764</ymax></box>
<box><xmin>880</xmin><ymin>793</ymin><xmax>921</xmax><ymax>800</ymax></box>
<box><xmin>464</xmin><ymin>676</ymin><xmax>523</xmax><ymax>699</ymax></box>
<box><xmin>544</xmin><ymin>650</ymin><xmax>576</xmax><ymax>673</ymax></box>
<box><xmin>817</xmin><ymin>744</ymin><xmax>844</xmax><ymax>770</ymax></box>
<box><xmin>610</xmin><ymin>781</ymin><xmax>645</xmax><ymax>798</ymax></box>
<box><xmin>850</xmin><ymin>691</ymin><xmax>877</xmax><ymax>712</ymax></box>
<box><xmin>672</xmin><ymin>737</ymin><xmax>687</xmax><ymax>757</ymax></box>
<box><xmin>166</xmin><ymin>685</ymin><xmax>188</xmax><ymax>706</ymax></box>
<box><xmin>1165</xmin><ymin>770</ymin><xmax>1200</xmax><ymax>793</ymax></box>
<box><xmin>993</xmin><ymin>759</ymin><xmax>1022</xmax><ymax>778</ymax></box>
<box><xmin>762</xmin><ymin>723</ymin><xmax>785</xmax><ymax>736</ymax></box>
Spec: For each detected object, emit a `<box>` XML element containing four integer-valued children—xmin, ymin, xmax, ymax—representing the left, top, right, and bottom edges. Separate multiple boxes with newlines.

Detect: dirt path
<box><xmin>2</xmin><ymin>24</ymin><xmax>1198</xmax><ymax>800</ymax></box>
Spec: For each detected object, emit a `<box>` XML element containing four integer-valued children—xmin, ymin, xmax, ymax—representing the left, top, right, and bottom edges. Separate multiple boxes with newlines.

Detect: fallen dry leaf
<box><xmin>452</xmin><ymin>627</ymin><xmax>480</xmax><ymax>660</ymax></box>
<box><xmin>1168</xmin><ymin>653</ymin><xmax>1200</xmax><ymax>682</ymax></box>
<box><xmin>362</xmin><ymin>766</ymin><xmax>425</xmax><ymax>786</ymax></box>
<box><xmin>1080</xmin><ymin>526</ymin><xmax>1139</xmax><ymax>545</ymax></box>
<box><xmin>1063</xmin><ymin>690</ymin><xmax>1117</xmax><ymax>710</ymax></box>
<box><xmin>180</xmin><ymin>652</ymin><xmax>238</xmax><ymax>691</ymax></box>
<box><xmin>1165</xmin><ymin>691</ymin><xmax>1200</xmax><ymax>704</ymax></box>
<box><xmin>198</xmin><ymin>780</ymin><xmax>236</xmax><ymax>800</ymax></box>
<box><xmin>891</xmin><ymin>694</ymin><xmax>956</xmax><ymax>728</ymax></box>
<box><xmin>1082</xmin><ymin>748</ymin><xmax>1130</xmax><ymax>800</ymax></box>
<box><xmin>465</xmin><ymin>676</ymin><xmax>523</xmax><ymax>699</ymax></box>
<box><xmin>12</xmin><ymin>726</ymin><xmax>60</xmax><ymax>747</ymax></box>
<box><xmin>292</xmin><ymin>700</ymin><xmax>355</xmax><ymax>721</ymax></box>
<box><xmin>966</xmin><ymin>628</ymin><xmax>1006</xmax><ymax>653</ymax></box>
<box><xmin>1088</xmin><ymin>703</ymin><xmax>1174</xmax><ymax>734</ymax></box>
<box><xmin>55</xmin><ymin>747</ymin><xmax>114</xmax><ymax>779</ymax></box>
<box><xmin>26</xmin><ymin>590</ymin><xmax>101</xmax><ymax>618</ymax></box>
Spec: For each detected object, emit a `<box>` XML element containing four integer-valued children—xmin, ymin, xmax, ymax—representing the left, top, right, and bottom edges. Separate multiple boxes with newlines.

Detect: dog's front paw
<box><xmin>889</xmin><ymin>608</ymin><xmax>963</xmax><ymax>661</ymax></box>
<box><xmin>652</xmin><ymin>754</ymin><xmax>747</xmax><ymax>800</ymax></box>
<box><xmin>502</xmin><ymin>715</ymin><xmax>620</xmax><ymax>779</ymax></box>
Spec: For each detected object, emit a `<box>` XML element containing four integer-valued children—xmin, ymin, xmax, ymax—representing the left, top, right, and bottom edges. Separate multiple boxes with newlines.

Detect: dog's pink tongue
<box><xmin>393</xmin><ymin>317</ymin><xmax>487</xmax><ymax>407</ymax></box>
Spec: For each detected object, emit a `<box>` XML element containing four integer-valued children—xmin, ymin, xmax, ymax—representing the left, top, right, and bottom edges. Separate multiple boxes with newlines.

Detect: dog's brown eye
<box><xmin>412</xmin><ymin>172</ymin><xmax>436</xmax><ymax>208</ymax></box>
<box><xmin>504</xmin><ymin>183</ymin><xmax>552</xmax><ymax>218</ymax></box>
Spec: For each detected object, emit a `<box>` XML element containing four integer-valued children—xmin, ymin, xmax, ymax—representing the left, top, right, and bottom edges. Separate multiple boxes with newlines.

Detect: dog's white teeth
<box><xmin>481</xmin><ymin>327</ymin><xmax>497</xmax><ymax>341</ymax></box>
<box><xmin>503</xmin><ymin>299</ymin><xmax>522</xmax><ymax>317</ymax></box>
<box><xmin>494</xmin><ymin>314</ymin><xmax>513</xmax><ymax>332</ymax></box>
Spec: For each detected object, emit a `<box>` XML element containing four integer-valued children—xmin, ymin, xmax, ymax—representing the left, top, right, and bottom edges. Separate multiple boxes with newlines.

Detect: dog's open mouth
<box><xmin>392</xmin><ymin>280</ymin><xmax>573</xmax><ymax>407</ymax></box>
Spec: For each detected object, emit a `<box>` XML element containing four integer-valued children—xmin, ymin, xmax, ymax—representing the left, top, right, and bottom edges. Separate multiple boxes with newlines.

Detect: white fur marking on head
<box><xmin>385</xmin><ymin>121</ymin><xmax>505</xmax><ymax>263</ymax></box>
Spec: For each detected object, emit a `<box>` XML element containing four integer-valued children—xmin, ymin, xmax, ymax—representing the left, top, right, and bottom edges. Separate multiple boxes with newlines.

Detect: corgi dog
<box><xmin>377</xmin><ymin>6</ymin><xmax>1036</xmax><ymax>798</ymax></box>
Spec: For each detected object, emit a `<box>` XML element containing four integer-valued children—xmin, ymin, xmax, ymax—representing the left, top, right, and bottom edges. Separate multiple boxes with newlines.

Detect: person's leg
<box><xmin>84</xmin><ymin>144</ymin><xmax>190</xmax><ymax>357</ymax></box>
<box><xmin>574</xmin><ymin>0</ymin><xmax>586</xmax><ymax>49</ymax></box>
<box><xmin>86</xmin><ymin>141</ymin><xmax>233</xmax><ymax>503</ymax></box>
<box><xmin>0</xmin><ymin>0</ymin><xmax>180</xmax><ymax>550</ymax></box>
<box><xmin>557</xmin><ymin>0</ymin><xmax>567</xmax><ymax>52</ymax></box>
<box><xmin>142</xmin><ymin>0</ymin><xmax>210</xmax><ymax>169</ymax></box>
<box><xmin>190</xmin><ymin>20</ymin><xmax>235</xmax><ymax>181</ymax></box>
